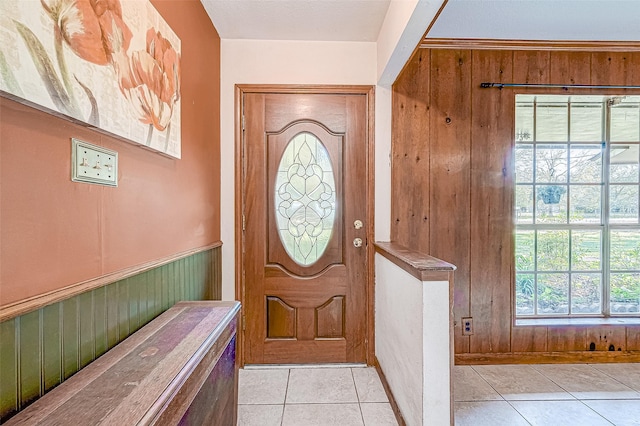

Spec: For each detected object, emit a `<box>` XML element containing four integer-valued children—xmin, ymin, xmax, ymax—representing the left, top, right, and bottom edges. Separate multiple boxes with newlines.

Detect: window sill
<box><xmin>515</xmin><ymin>317</ymin><xmax>640</xmax><ymax>327</ymax></box>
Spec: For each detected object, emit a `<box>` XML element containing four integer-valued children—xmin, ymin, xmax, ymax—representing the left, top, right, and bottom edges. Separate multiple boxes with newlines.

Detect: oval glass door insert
<box><xmin>275</xmin><ymin>132</ymin><xmax>336</xmax><ymax>266</ymax></box>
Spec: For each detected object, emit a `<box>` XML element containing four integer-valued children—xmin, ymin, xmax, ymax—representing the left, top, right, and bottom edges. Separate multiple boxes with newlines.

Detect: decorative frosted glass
<box><xmin>275</xmin><ymin>132</ymin><xmax>336</xmax><ymax>266</ymax></box>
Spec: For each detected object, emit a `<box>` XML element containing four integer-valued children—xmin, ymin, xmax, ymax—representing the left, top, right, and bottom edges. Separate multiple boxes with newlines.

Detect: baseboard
<box><xmin>373</xmin><ymin>357</ymin><xmax>407</xmax><ymax>426</ymax></box>
<box><xmin>456</xmin><ymin>351</ymin><xmax>640</xmax><ymax>365</ymax></box>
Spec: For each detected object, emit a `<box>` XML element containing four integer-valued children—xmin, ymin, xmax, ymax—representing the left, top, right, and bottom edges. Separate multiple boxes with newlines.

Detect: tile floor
<box><xmin>238</xmin><ymin>363</ymin><xmax>640</xmax><ymax>425</ymax></box>
<box><xmin>454</xmin><ymin>363</ymin><xmax>640</xmax><ymax>426</ymax></box>
<box><xmin>237</xmin><ymin>365</ymin><xmax>397</xmax><ymax>426</ymax></box>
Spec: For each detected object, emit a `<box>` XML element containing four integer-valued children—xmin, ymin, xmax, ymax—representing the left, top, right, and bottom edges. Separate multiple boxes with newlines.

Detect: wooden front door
<box><xmin>240</xmin><ymin>88</ymin><xmax>372</xmax><ymax>364</ymax></box>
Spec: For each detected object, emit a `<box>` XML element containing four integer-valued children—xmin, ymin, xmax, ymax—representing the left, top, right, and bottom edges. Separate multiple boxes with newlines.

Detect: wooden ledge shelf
<box><xmin>374</xmin><ymin>241</ymin><xmax>456</xmax><ymax>282</ymax></box>
<box><xmin>6</xmin><ymin>301</ymin><xmax>240</xmax><ymax>425</ymax></box>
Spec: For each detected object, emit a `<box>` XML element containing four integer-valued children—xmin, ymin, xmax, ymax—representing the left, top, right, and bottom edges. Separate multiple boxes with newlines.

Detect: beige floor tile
<box><xmin>360</xmin><ymin>403</ymin><xmax>398</xmax><ymax>425</ymax></box>
<box><xmin>591</xmin><ymin>363</ymin><xmax>640</xmax><ymax>393</ymax></box>
<box><xmin>238</xmin><ymin>368</ymin><xmax>290</xmax><ymax>404</ymax></box>
<box><xmin>286</xmin><ymin>368</ymin><xmax>359</xmax><ymax>404</ymax></box>
<box><xmin>533</xmin><ymin>364</ymin><xmax>640</xmax><ymax>399</ymax></box>
<box><xmin>453</xmin><ymin>366</ymin><xmax>502</xmax><ymax>402</ymax></box>
<box><xmin>352</xmin><ymin>367</ymin><xmax>389</xmax><ymax>403</ymax></box>
<box><xmin>583</xmin><ymin>399</ymin><xmax>640</xmax><ymax>426</ymax></box>
<box><xmin>454</xmin><ymin>401</ymin><xmax>529</xmax><ymax>426</ymax></box>
<box><xmin>472</xmin><ymin>364</ymin><xmax>574</xmax><ymax>400</ymax></box>
<box><xmin>510</xmin><ymin>400</ymin><xmax>613</xmax><ymax>426</ymax></box>
<box><xmin>282</xmin><ymin>403</ymin><xmax>364</xmax><ymax>426</ymax></box>
<box><xmin>237</xmin><ymin>404</ymin><xmax>284</xmax><ymax>426</ymax></box>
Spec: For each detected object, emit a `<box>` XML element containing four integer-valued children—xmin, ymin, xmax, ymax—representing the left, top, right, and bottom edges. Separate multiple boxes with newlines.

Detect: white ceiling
<box><xmin>428</xmin><ymin>0</ymin><xmax>640</xmax><ymax>41</ymax></box>
<box><xmin>201</xmin><ymin>0</ymin><xmax>392</xmax><ymax>42</ymax></box>
<box><xmin>201</xmin><ymin>0</ymin><xmax>640</xmax><ymax>43</ymax></box>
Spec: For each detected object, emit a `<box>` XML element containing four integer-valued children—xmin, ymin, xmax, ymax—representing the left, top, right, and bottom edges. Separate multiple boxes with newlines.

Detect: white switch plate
<box><xmin>71</xmin><ymin>139</ymin><xmax>118</xmax><ymax>186</ymax></box>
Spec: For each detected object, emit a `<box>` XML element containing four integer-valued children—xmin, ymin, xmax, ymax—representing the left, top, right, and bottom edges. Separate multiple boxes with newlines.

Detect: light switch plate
<box><xmin>71</xmin><ymin>139</ymin><xmax>118</xmax><ymax>186</ymax></box>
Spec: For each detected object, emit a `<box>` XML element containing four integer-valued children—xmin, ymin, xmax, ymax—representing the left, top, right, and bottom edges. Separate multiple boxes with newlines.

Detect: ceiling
<box><xmin>202</xmin><ymin>0</ymin><xmax>640</xmax><ymax>43</ymax></box>
<box><xmin>201</xmin><ymin>0</ymin><xmax>392</xmax><ymax>42</ymax></box>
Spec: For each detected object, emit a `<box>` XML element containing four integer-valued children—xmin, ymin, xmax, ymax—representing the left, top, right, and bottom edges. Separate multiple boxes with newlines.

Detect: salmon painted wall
<box><xmin>0</xmin><ymin>0</ymin><xmax>221</xmax><ymax>307</ymax></box>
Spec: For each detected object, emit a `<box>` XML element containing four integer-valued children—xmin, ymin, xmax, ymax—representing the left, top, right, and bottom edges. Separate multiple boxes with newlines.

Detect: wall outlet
<box><xmin>71</xmin><ymin>138</ymin><xmax>118</xmax><ymax>186</ymax></box>
<box><xmin>462</xmin><ymin>317</ymin><xmax>473</xmax><ymax>336</ymax></box>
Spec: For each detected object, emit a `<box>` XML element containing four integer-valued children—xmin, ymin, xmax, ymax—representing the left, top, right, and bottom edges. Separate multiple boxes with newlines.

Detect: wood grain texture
<box><xmin>469</xmin><ymin>50</ymin><xmax>514</xmax><ymax>354</ymax></box>
<box><xmin>429</xmin><ymin>49</ymin><xmax>473</xmax><ymax>354</ymax></box>
<box><xmin>0</xmin><ymin>247</ymin><xmax>222</xmax><ymax>423</ymax></box>
<box><xmin>266</xmin><ymin>297</ymin><xmax>296</xmax><ymax>339</ymax></box>
<box><xmin>241</xmin><ymin>89</ymin><xmax>372</xmax><ymax>365</ymax></box>
<box><xmin>393</xmin><ymin>47</ymin><xmax>640</xmax><ymax>358</ymax></box>
<box><xmin>456</xmin><ymin>350</ymin><xmax>640</xmax><ymax>365</ymax></box>
<box><xmin>5</xmin><ymin>302</ymin><xmax>240</xmax><ymax>426</ymax></box>
<box><xmin>391</xmin><ymin>49</ymin><xmax>431</xmax><ymax>253</ymax></box>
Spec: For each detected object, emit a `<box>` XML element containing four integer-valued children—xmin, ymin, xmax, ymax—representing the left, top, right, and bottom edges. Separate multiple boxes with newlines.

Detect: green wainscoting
<box><xmin>0</xmin><ymin>246</ymin><xmax>222</xmax><ymax>422</ymax></box>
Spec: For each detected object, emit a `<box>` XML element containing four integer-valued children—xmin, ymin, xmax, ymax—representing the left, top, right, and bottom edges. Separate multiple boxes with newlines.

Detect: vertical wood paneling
<box><xmin>586</xmin><ymin>326</ymin><xmax>627</xmax><ymax>351</ymax></box>
<box><xmin>19</xmin><ymin>312</ymin><xmax>41</xmax><ymax>405</ymax></box>
<box><xmin>42</xmin><ymin>304</ymin><xmax>62</xmax><ymax>390</ymax></box>
<box><xmin>106</xmin><ymin>282</ymin><xmax>119</xmax><ymax>350</ymax></box>
<box><xmin>627</xmin><ymin>327</ymin><xmax>640</xmax><ymax>351</ymax></box>
<box><xmin>0</xmin><ymin>246</ymin><xmax>221</xmax><ymax>422</ymax></box>
<box><xmin>62</xmin><ymin>298</ymin><xmax>79</xmax><ymax>380</ymax></box>
<box><xmin>391</xmin><ymin>49</ymin><xmax>431</xmax><ymax>253</ymax></box>
<box><xmin>78</xmin><ymin>292</ymin><xmax>94</xmax><ymax>369</ymax></box>
<box><xmin>469</xmin><ymin>50</ymin><xmax>514</xmax><ymax>353</ymax></box>
<box><xmin>549</xmin><ymin>51</ymin><xmax>591</xmax><ymax>85</ymax></box>
<box><xmin>93</xmin><ymin>287</ymin><xmax>107</xmax><ymax>358</ymax></box>
<box><xmin>393</xmin><ymin>48</ymin><xmax>640</xmax><ymax>357</ymax></box>
<box><xmin>0</xmin><ymin>319</ymin><xmax>17</xmax><ymax>419</ymax></box>
<box><xmin>429</xmin><ymin>49</ymin><xmax>473</xmax><ymax>353</ymax></box>
<box><xmin>548</xmin><ymin>327</ymin><xmax>587</xmax><ymax>351</ymax></box>
<box><xmin>511</xmin><ymin>326</ymin><xmax>547</xmax><ymax>352</ymax></box>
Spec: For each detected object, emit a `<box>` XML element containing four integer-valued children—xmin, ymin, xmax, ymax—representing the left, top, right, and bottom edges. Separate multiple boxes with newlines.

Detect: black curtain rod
<box><xmin>480</xmin><ymin>82</ymin><xmax>640</xmax><ymax>90</ymax></box>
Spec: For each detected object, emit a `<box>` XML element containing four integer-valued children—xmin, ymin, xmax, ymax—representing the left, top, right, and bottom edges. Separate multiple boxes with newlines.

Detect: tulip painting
<box><xmin>0</xmin><ymin>0</ymin><xmax>182</xmax><ymax>158</ymax></box>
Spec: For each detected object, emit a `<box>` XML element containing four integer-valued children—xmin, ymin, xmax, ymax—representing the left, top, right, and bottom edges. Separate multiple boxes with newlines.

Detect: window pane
<box><xmin>571</xmin><ymin>230</ymin><xmax>602</xmax><ymax>271</ymax></box>
<box><xmin>515</xmin><ymin>230</ymin><xmax>535</xmax><ymax>271</ymax></box>
<box><xmin>610</xmin><ymin>230</ymin><xmax>640</xmax><ymax>270</ymax></box>
<box><xmin>569</xmin><ymin>185</ymin><xmax>601</xmax><ymax>224</ymax></box>
<box><xmin>610</xmin><ymin>102</ymin><xmax>640</xmax><ymax>142</ymax></box>
<box><xmin>571</xmin><ymin>274</ymin><xmax>602</xmax><ymax>314</ymax></box>
<box><xmin>515</xmin><ymin>145</ymin><xmax>533</xmax><ymax>182</ymax></box>
<box><xmin>516</xmin><ymin>185</ymin><xmax>533</xmax><ymax>224</ymax></box>
<box><xmin>610</xmin><ymin>144</ymin><xmax>639</xmax><ymax>183</ymax></box>
<box><xmin>515</xmin><ymin>273</ymin><xmax>535</xmax><ymax>315</ymax></box>
<box><xmin>570</xmin><ymin>103</ymin><xmax>603</xmax><ymax>142</ymax></box>
<box><xmin>536</xmin><ymin>103</ymin><xmax>568</xmax><ymax>142</ymax></box>
<box><xmin>610</xmin><ymin>273</ymin><xmax>640</xmax><ymax>314</ymax></box>
<box><xmin>537</xmin><ymin>230</ymin><xmax>569</xmax><ymax>271</ymax></box>
<box><xmin>275</xmin><ymin>132</ymin><xmax>336</xmax><ymax>266</ymax></box>
<box><xmin>515</xmin><ymin>101</ymin><xmax>534</xmax><ymax>143</ymax></box>
<box><xmin>536</xmin><ymin>145</ymin><xmax>567</xmax><ymax>183</ymax></box>
<box><xmin>536</xmin><ymin>185</ymin><xmax>568</xmax><ymax>224</ymax></box>
<box><xmin>610</xmin><ymin>185</ymin><xmax>639</xmax><ymax>223</ymax></box>
<box><xmin>537</xmin><ymin>273</ymin><xmax>569</xmax><ymax>314</ymax></box>
<box><xmin>570</xmin><ymin>145</ymin><xmax>602</xmax><ymax>183</ymax></box>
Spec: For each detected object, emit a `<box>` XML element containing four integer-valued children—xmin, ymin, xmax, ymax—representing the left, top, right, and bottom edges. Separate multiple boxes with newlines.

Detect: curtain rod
<box><xmin>480</xmin><ymin>82</ymin><xmax>640</xmax><ymax>90</ymax></box>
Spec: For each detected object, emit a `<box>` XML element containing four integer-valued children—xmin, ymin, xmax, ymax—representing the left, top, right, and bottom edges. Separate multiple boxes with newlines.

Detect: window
<box><xmin>515</xmin><ymin>95</ymin><xmax>640</xmax><ymax>318</ymax></box>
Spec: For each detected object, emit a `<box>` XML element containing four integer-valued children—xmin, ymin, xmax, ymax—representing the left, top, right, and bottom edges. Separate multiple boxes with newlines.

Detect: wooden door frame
<box><xmin>234</xmin><ymin>85</ymin><xmax>376</xmax><ymax>367</ymax></box>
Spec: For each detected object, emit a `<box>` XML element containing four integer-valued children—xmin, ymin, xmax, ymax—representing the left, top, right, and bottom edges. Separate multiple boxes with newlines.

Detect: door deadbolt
<box><xmin>353</xmin><ymin>220</ymin><xmax>363</xmax><ymax>230</ymax></box>
<box><xmin>353</xmin><ymin>238</ymin><xmax>363</xmax><ymax>248</ymax></box>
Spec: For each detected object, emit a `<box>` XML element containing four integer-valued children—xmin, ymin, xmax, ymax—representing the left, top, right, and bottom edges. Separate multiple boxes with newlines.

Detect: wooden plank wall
<box><xmin>0</xmin><ymin>246</ymin><xmax>222</xmax><ymax>422</ymax></box>
<box><xmin>391</xmin><ymin>48</ymin><xmax>640</xmax><ymax>359</ymax></box>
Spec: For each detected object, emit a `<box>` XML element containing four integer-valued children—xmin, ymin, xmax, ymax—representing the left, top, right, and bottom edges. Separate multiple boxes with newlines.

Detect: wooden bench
<box><xmin>6</xmin><ymin>301</ymin><xmax>240</xmax><ymax>425</ymax></box>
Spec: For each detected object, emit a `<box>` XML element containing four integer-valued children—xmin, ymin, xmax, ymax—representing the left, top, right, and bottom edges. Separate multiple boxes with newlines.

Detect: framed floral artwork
<box><xmin>0</xmin><ymin>0</ymin><xmax>182</xmax><ymax>158</ymax></box>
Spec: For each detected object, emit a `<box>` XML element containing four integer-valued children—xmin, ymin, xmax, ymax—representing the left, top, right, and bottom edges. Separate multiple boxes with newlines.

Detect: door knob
<box><xmin>353</xmin><ymin>238</ymin><xmax>363</xmax><ymax>248</ymax></box>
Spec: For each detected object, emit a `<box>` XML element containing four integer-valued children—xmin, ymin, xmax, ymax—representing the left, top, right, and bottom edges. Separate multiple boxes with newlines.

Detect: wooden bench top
<box><xmin>6</xmin><ymin>301</ymin><xmax>241</xmax><ymax>425</ymax></box>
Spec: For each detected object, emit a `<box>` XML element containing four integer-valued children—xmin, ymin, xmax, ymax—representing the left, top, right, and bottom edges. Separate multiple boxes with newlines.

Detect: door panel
<box><xmin>243</xmin><ymin>91</ymin><xmax>369</xmax><ymax>364</ymax></box>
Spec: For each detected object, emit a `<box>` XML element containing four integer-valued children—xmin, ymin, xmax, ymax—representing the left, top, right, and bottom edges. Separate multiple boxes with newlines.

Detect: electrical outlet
<box><xmin>462</xmin><ymin>317</ymin><xmax>473</xmax><ymax>336</ymax></box>
<box><xmin>71</xmin><ymin>138</ymin><xmax>118</xmax><ymax>186</ymax></box>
